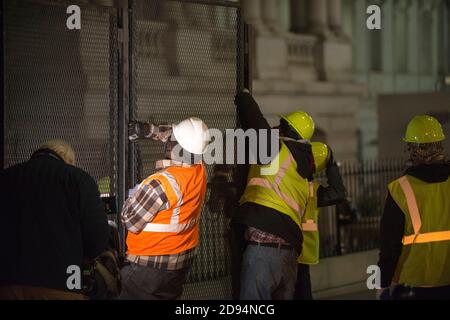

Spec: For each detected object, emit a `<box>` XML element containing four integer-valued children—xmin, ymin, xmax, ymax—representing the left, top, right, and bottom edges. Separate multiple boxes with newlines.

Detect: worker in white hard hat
<box><xmin>119</xmin><ymin>118</ymin><xmax>210</xmax><ymax>300</ymax></box>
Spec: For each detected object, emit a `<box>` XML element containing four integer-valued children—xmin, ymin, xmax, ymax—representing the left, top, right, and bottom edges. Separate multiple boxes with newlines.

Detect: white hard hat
<box><xmin>173</xmin><ymin>117</ymin><xmax>210</xmax><ymax>155</ymax></box>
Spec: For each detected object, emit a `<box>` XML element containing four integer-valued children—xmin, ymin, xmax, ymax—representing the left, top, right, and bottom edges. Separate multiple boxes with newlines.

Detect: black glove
<box><xmin>128</xmin><ymin>121</ymin><xmax>150</xmax><ymax>141</ymax></box>
<box><xmin>234</xmin><ymin>89</ymin><xmax>251</xmax><ymax>106</ymax></box>
<box><xmin>326</xmin><ymin>145</ymin><xmax>336</xmax><ymax>168</ymax></box>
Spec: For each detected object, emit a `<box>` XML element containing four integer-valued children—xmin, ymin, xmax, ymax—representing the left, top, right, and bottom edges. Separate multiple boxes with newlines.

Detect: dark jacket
<box><xmin>378</xmin><ymin>162</ymin><xmax>450</xmax><ymax>288</ymax></box>
<box><xmin>316</xmin><ymin>155</ymin><xmax>347</xmax><ymax>208</ymax></box>
<box><xmin>0</xmin><ymin>149</ymin><xmax>109</xmax><ymax>291</ymax></box>
<box><xmin>232</xmin><ymin>92</ymin><xmax>345</xmax><ymax>253</ymax></box>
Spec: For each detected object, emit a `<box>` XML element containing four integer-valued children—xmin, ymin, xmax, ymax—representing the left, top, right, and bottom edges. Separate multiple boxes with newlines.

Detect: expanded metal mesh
<box><xmin>131</xmin><ymin>0</ymin><xmax>242</xmax><ymax>299</ymax></box>
<box><xmin>3</xmin><ymin>0</ymin><xmax>118</xmax><ymax>196</ymax></box>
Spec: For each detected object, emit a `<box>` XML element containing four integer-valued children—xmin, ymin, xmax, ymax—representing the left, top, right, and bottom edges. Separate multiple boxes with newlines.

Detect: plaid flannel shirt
<box><xmin>121</xmin><ymin>159</ymin><xmax>197</xmax><ymax>270</ymax></box>
<box><xmin>245</xmin><ymin>227</ymin><xmax>290</xmax><ymax>245</ymax></box>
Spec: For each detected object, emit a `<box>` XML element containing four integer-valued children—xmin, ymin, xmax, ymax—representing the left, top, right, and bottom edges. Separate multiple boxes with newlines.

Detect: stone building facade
<box><xmin>242</xmin><ymin>0</ymin><xmax>449</xmax><ymax>160</ymax></box>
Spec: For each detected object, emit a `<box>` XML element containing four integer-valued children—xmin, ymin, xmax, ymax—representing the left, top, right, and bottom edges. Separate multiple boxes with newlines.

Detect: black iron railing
<box><xmin>317</xmin><ymin>158</ymin><xmax>406</xmax><ymax>258</ymax></box>
<box><xmin>188</xmin><ymin>158</ymin><xmax>409</xmax><ymax>286</ymax></box>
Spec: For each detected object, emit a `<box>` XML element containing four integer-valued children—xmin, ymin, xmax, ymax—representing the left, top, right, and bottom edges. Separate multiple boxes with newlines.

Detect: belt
<box><xmin>247</xmin><ymin>241</ymin><xmax>294</xmax><ymax>251</ymax></box>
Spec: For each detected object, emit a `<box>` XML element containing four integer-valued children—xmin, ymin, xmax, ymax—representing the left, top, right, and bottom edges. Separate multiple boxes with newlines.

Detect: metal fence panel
<box><xmin>131</xmin><ymin>0</ymin><xmax>242</xmax><ymax>299</ymax></box>
<box><xmin>3</xmin><ymin>0</ymin><xmax>118</xmax><ymax>197</ymax></box>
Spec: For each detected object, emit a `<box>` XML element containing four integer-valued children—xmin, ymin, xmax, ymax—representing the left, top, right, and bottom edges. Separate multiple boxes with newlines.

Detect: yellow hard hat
<box><xmin>279</xmin><ymin>111</ymin><xmax>315</xmax><ymax>140</ymax></box>
<box><xmin>311</xmin><ymin>142</ymin><xmax>329</xmax><ymax>173</ymax></box>
<box><xmin>404</xmin><ymin>115</ymin><xmax>446</xmax><ymax>144</ymax></box>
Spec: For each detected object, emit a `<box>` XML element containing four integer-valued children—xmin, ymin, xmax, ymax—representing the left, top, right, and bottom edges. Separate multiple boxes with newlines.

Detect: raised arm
<box><xmin>234</xmin><ymin>90</ymin><xmax>279</xmax><ymax>165</ymax></box>
<box><xmin>121</xmin><ymin>179</ymin><xmax>169</xmax><ymax>234</ymax></box>
<box><xmin>234</xmin><ymin>90</ymin><xmax>272</xmax><ymax>131</ymax></box>
<box><xmin>317</xmin><ymin>147</ymin><xmax>347</xmax><ymax>207</ymax></box>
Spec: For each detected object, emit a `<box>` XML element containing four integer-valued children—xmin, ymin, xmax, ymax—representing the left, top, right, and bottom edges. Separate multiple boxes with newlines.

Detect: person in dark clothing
<box><xmin>0</xmin><ymin>140</ymin><xmax>109</xmax><ymax>299</ymax></box>
<box><xmin>232</xmin><ymin>90</ymin><xmax>316</xmax><ymax>300</ymax></box>
<box><xmin>294</xmin><ymin>143</ymin><xmax>347</xmax><ymax>300</ymax></box>
<box><xmin>377</xmin><ymin>115</ymin><xmax>450</xmax><ymax>300</ymax></box>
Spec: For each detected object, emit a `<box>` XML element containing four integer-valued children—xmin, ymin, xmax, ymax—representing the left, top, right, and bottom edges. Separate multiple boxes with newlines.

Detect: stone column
<box><xmin>241</xmin><ymin>0</ymin><xmax>265</xmax><ymax>31</ymax></box>
<box><xmin>307</xmin><ymin>0</ymin><xmax>328</xmax><ymax>36</ymax></box>
<box><xmin>408</xmin><ymin>0</ymin><xmax>419</xmax><ymax>74</ymax></box>
<box><xmin>354</xmin><ymin>0</ymin><xmax>369</xmax><ymax>73</ymax></box>
<box><xmin>261</xmin><ymin>0</ymin><xmax>282</xmax><ymax>33</ymax></box>
<box><xmin>430</xmin><ymin>1</ymin><xmax>440</xmax><ymax>75</ymax></box>
<box><xmin>394</xmin><ymin>0</ymin><xmax>409</xmax><ymax>73</ymax></box>
<box><xmin>419</xmin><ymin>0</ymin><xmax>438</xmax><ymax>75</ymax></box>
<box><xmin>382</xmin><ymin>0</ymin><xmax>394</xmax><ymax>73</ymax></box>
<box><xmin>327</xmin><ymin>0</ymin><xmax>342</xmax><ymax>35</ymax></box>
<box><xmin>290</xmin><ymin>0</ymin><xmax>308</xmax><ymax>33</ymax></box>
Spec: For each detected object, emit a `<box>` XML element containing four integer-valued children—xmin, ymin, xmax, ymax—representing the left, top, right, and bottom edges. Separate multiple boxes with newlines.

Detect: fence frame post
<box><xmin>117</xmin><ymin>2</ymin><xmax>131</xmax><ymax>254</ymax></box>
<box><xmin>0</xmin><ymin>0</ymin><xmax>4</xmax><ymax>170</ymax></box>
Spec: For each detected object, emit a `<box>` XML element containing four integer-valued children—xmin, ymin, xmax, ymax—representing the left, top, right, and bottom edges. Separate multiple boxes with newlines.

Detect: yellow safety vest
<box><xmin>298</xmin><ymin>182</ymin><xmax>320</xmax><ymax>265</ymax></box>
<box><xmin>239</xmin><ymin>141</ymin><xmax>310</xmax><ymax>229</ymax></box>
<box><xmin>388</xmin><ymin>175</ymin><xmax>450</xmax><ymax>287</ymax></box>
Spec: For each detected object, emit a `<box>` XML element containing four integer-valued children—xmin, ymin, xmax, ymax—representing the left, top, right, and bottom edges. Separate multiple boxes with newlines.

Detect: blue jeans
<box><xmin>240</xmin><ymin>244</ymin><xmax>298</xmax><ymax>300</ymax></box>
<box><xmin>118</xmin><ymin>262</ymin><xmax>190</xmax><ymax>300</ymax></box>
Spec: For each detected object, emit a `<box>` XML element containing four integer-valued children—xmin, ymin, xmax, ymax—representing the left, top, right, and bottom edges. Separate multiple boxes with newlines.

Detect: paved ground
<box><xmin>325</xmin><ymin>289</ymin><xmax>376</xmax><ymax>300</ymax></box>
<box><xmin>182</xmin><ymin>276</ymin><xmax>377</xmax><ymax>300</ymax></box>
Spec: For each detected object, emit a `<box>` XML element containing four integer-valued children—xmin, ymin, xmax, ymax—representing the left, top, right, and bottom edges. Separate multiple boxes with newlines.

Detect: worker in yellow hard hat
<box><xmin>293</xmin><ymin>142</ymin><xmax>347</xmax><ymax>300</ymax></box>
<box><xmin>378</xmin><ymin>115</ymin><xmax>450</xmax><ymax>300</ymax></box>
<box><xmin>279</xmin><ymin>111</ymin><xmax>315</xmax><ymax>143</ymax></box>
<box><xmin>232</xmin><ymin>89</ymin><xmax>316</xmax><ymax>300</ymax></box>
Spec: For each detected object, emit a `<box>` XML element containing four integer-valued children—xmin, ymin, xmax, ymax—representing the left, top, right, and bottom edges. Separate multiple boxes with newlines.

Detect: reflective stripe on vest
<box><xmin>398</xmin><ymin>176</ymin><xmax>450</xmax><ymax>245</ymax></box>
<box><xmin>142</xmin><ymin>171</ymin><xmax>195</xmax><ymax>233</ymax></box>
<box><xmin>302</xmin><ymin>220</ymin><xmax>318</xmax><ymax>231</ymax></box>
<box><xmin>298</xmin><ymin>181</ymin><xmax>320</xmax><ymax>264</ymax></box>
<box><xmin>247</xmin><ymin>152</ymin><xmax>303</xmax><ymax>216</ymax></box>
<box><xmin>302</xmin><ymin>182</ymin><xmax>318</xmax><ymax>232</ymax></box>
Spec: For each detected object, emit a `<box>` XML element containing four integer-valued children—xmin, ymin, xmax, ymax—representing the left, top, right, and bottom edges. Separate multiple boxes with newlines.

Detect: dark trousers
<box><xmin>230</xmin><ymin>224</ymin><xmax>246</xmax><ymax>300</ymax></box>
<box><xmin>119</xmin><ymin>262</ymin><xmax>190</xmax><ymax>300</ymax></box>
<box><xmin>293</xmin><ymin>263</ymin><xmax>313</xmax><ymax>300</ymax></box>
<box><xmin>392</xmin><ymin>285</ymin><xmax>450</xmax><ymax>300</ymax></box>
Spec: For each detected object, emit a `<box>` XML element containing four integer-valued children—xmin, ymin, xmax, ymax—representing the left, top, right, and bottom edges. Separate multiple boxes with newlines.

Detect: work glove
<box><xmin>326</xmin><ymin>145</ymin><xmax>336</xmax><ymax>168</ymax></box>
<box><xmin>128</xmin><ymin>121</ymin><xmax>150</xmax><ymax>141</ymax></box>
<box><xmin>154</xmin><ymin>123</ymin><xmax>173</xmax><ymax>143</ymax></box>
<box><xmin>128</xmin><ymin>122</ymin><xmax>173</xmax><ymax>142</ymax></box>
<box><xmin>234</xmin><ymin>88</ymin><xmax>251</xmax><ymax>106</ymax></box>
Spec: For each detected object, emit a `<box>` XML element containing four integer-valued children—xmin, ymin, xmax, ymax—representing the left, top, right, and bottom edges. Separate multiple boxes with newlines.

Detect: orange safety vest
<box><xmin>126</xmin><ymin>164</ymin><xmax>207</xmax><ymax>256</ymax></box>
